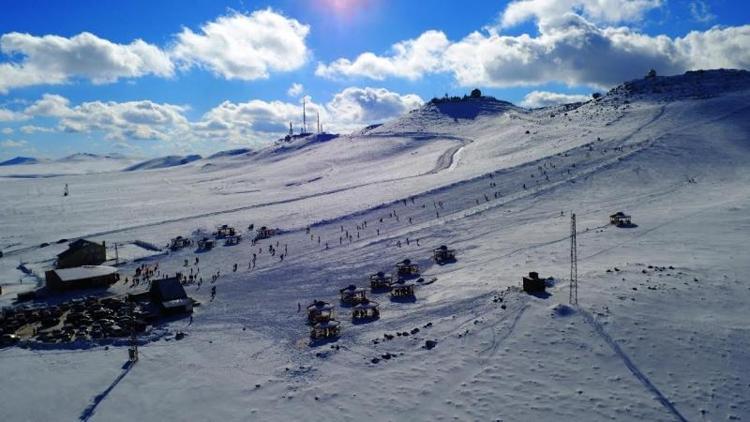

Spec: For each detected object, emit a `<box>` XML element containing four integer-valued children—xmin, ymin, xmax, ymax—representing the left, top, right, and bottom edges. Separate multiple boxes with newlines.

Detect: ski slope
<box><xmin>1</xmin><ymin>70</ymin><xmax>749</xmax><ymax>421</ymax></box>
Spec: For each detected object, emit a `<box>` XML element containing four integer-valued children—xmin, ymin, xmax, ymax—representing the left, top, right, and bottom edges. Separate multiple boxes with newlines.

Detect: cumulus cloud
<box><xmin>317</xmin><ymin>10</ymin><xmax>750</xmax><ymax>89</ymax></box>
<box><xmin>24</xmin><ymin>94</ymin><xmax>189</xmax><ymax>141</ymax></box>
<box><xmin>316</xmin><ymin>30</ymin><xmax>450</xmax><ymax>80</ymax></box>
<box><xmin>1</xmin><ymin>139</ymin><xmax>27</xmax><ymax>148</ymax></box>
<box><xmin>499</xmin><ymin>0</ymin><xmax>663</xmax><ymax>28</ymax></box>
<box><xmin>287</xmin><ymin>83</ymin><xmax>304</xmax><ymax>97</ymax></box>
<box><xmin>0</xmin><ymin>32</ymin><xmax>173</xmax><ymax>93</ymax></box>
<box><xmin>0</xmin><ymin>107</ymin><xmax>27</xmax><ymax>121</ymax></box>
<box><xmin>193</xmin><ymin>86</ymin><xmax>422</xmax><ymax>143</ymax></box>
<box><xmin>520</xmin><ymin>90</ymin><xmax>591</xmax><ymax>108</ymax></box>
<box><xmin>19</xmin><ymin>87</ymin><xmax>421</xmax><ymax>146</ymax></box>
<box><xmin>172</xmin><ymin>10</ymin><xmax>310</xmax><ymax>80</ymax></box>
<box><xmin>2</xmin><ymin>127</ymin><xmax>14</xmax><ymax>135</ymax></box>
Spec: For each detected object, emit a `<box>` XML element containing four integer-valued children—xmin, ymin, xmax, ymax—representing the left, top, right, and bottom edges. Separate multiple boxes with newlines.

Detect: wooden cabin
<box><xmin>310</xmin><ymin>320</ymin><xmax>340</xmax><ymax>340</ymax></box>
<box><xmin>56</xmin><ymin>239</ymin><xmax>106</xmax><ymax>269</ymax></box>
<box><xmin>369</xmin><ymin>272</ymin><xmax>393</xmax><ymax>291</ymax></box>
<box><xmin>609</xmin><ymin>212</ymin><xmax>632</xmax><ymax>226</ymax></box>
<box><xmin>169</xmin><ymin>236</ymin><xmax>192</xmax><ymax>251</ymax></box>
<box><xmin>197</xmin><ymin>237</ymin><xmax>215</xmax><ymax>251</ymax></box>
<box><xmin>45</xmin><ymin>265</ymin><xmax>119</xmax><ymax>291</ymax></box>
<box><xmin>395</xmin><ymin>259</ymin><xmax>420</xmax><ymax>277</ymax></box>
<box><xmin>215</xmin><ymin>225</ymin><xmax>236</xmax><ymax>239</ymax></box>
<box><xmin>339</xmin><ymin>284</ymin><xmax>367</xmax><ymax>305</ymax></box>
<box><xmin>150</xmin><ymin>277</ymin><xmax>193</xmax><ymax>314</ymax></box>
<box><xmin>254</xmin><ymin>226</ymin><xmax>276</xmax><ymax>241</ymax></box>
<box><xmin>391</xmin><ymin>279</ymin><xmax>416</xmax><ymax>298</ymax></box>
<box><xmin>433</xmin><ymin>245</ymin><xmax>456</xmax><ymax>264</ymax></box>
<box><xmin>307</xmin><ymin>300</ymin><xmax>334</xmax><ymax>324</ymax></box>
<box><xmin>224</xmin><ymin>235</ymin><xmax>242</xmax><ymax>246</ymax></box>
<box><xmin>522</xmin><ymin>271</ymin><xmax>546</xmax><ymax>293</ymax></box>
<box><xmin>352</xmin><ymin>299</ymin><xmax>379</xmax><ymax>321</ymax></box>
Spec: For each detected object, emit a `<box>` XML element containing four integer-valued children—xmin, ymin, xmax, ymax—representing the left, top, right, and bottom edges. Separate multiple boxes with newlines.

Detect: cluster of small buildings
<box><xmin>307</xmin><ymin>247</ymin><xmax>457</xmax><ymax>343</ymax></box>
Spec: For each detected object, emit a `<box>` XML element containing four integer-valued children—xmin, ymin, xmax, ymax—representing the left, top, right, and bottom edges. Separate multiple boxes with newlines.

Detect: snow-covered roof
<box><xmin>353</xmin><ymin>300</ymin><xmax>379</xmax><ymax>310</ymax></box>
<box><xmin>314</xmin><ymin>320</ymin><xmax>340</xmax><ymax>329</ymax></box>
<box><xmin>52</xmin><ymin>265</ymin><xmax>118</xmax><ymax>282</ymax></box>
<box><xmin>307</xmin><ymin>301</ymin><xmax>333</xmax><ymax>311</ymax></box>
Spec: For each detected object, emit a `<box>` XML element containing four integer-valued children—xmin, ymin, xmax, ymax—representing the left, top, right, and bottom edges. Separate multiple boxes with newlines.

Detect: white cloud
<box><xmin>193</xmin><ymin>86</ymin><xmax>422</xmax><ymax>143</ymax></box>
<box><xmin>1</xmin><ymin>139</ymin><xmax>27</xmax><ymax>148</ymax></box>
<box><xmin>172</xmin><ymin>10</ymin><xmax>310</xmax><ymax>80</ymax></box>
<box><xmin>520</xmin><ymin>90</ymin><xmax>591</xmax><ymax>108</ymax></box>
<box><xmin>287</xmin><ymin>83</ymin><xmax>304</xmax><ymax>97</ymax></box>
<box><xmin>316</xmin><ymin>30</ymin><xmax>450</xmax><ymax>80</ymax></box>
<box><xmin>0</xmin><ymin>107</ymin><xmax>28</xmax><ymax>121</ymax></box>
<box><xmin>499</xmin><ymin>0</ymin><xmax>663</xmax><ymax>28</ymax></box>
<box><xmin>24</xmin><ymin>94</ymin><xmax>189</xmax><ymax>141</ymax></box>
<box><xmin>317</xmin><ymin>12</ymin><xmax>750</xmax><ymax>89</ymax></box>
<box><xmin>689</xmin><ymin>1</ymin><xmax>716</xmax><ymax>23</ymax></box>
<box><xmin>1</xmin><ymin>127</ymin><xmax>14</xmax><ymax>135</ymax></box>
<box><xmin>0</xmin><ymin>32</ymin><xmax>173</xmax><ymax>94</ymax></box>
<box><xmin>326</xmin><ymin>87</ymin><xmax>423</xmax><ymax>125</ymax></box>
<box><xmin>20</xmin><ymin>125</ymin><xmax>54</xmax><ymax>134</ymax></box>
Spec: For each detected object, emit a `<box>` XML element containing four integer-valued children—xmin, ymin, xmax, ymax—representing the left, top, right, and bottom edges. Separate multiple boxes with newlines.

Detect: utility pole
<box><xmin>114</xmin><ymin>243</ymin><xmax>119</xmax><ymax>266</ymax></box>
<box><xmin>128</xmin><ymin>297</ymin><xmax>138</xmax><ymax>363</ymax></box>
<box><xmin>569</xmin><ymin>213</ymin><xmax>578</xmax><ymax>305</ymax></box>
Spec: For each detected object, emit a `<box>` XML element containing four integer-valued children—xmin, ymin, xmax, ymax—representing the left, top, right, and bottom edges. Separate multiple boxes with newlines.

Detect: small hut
<box><xmin>522</xmin><ymin>271</ymin><xmax>546</xmax><ymax>293</ymax></box>
<box><xmin>255</xmin><ymin>226</ymin><xmax>276</xmax><ymax>241</ymax></box>
<box><xmin>369</xmin><ymin>272</ymin><xmax>393</xmax><ymax>291</ymax></box>
<box><xmin>609</xmin><ymin>212</ymin><xmax>632</xmax><ymax>226</ymax></box>
<box><xmin>224</xmin><ymin>235</ymin><xmax>242</xmax><ymax>246</ymax></box>
<box><xmin>339</xmin><ymin>284</ymin><xmax>367</xmax><ymax>305</ymax></box>
<box><xmin>307</xmin><ymin>300</ymin><xmax>334</xmax><ymax>324</ymax></box>
<box><xmin>352</xmin><ymin>299</ymin><xmax>379</xmax><ymax>321</ymax></box>
<box><xmin>197</xmin><ymin>237</ymin><xmax>215</xmax><ymax>251</ymax></box>
<box><xmin>215</xmin><ymin>225</ymin><xmax>236</xmax><ymax>238</ymax></box>
<box><xmin>310</xmin><ymin>320</ymin><xmax>340</xmax><ymax>340</ymax></box>
<box><xmin>433</xmin><ymin>245</ymin><xmax>456</xmax><ymax>264</ymax></box>
<box><xmin>395</xmin><ymin>259</ymin><xmax>420</xmax><ymax>277</ymax></box>
<box><xmin>391</xmin><ymin>279</ymin><xmax>416</xmax><ymax>299</ymax></box>
<box><xmin>169</xmin><ymin>236</ymin><xmax>192</xmax><ymax>251</ymax></box>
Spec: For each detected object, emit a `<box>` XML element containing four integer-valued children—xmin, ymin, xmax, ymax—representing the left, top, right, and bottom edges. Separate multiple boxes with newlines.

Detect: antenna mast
<box><xmin>317</xmin><ymin>111</ymin><xmax>320</xmax><ymax>133</ymax></box>
<box><xmin>302</xmin><ymin>97</ymin><xmax>307</xmax><ymax>134</ymax></box>
<box><xmin>569</xmin><ymin>213</ymin><xmax>578</xmax><ymax>305</ymax></box>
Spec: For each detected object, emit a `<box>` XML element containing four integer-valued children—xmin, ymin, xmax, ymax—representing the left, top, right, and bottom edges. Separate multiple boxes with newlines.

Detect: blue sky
<box><xmin>0</xmin><ymin>0</ymin><xmax>748</xmax><ymax>160</ymax></box>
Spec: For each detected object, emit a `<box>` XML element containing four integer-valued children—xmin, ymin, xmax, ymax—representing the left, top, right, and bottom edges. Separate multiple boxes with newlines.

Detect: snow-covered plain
<box><xmin>1</xmin><ymin>70</ymin><xmax>749</xmax><ymax>421</ymax></box>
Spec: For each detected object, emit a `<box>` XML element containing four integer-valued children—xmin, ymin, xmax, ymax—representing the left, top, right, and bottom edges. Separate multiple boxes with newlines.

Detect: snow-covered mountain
<box><xmin>124</xmin><ymin>154</ymin><xmax>202</xmax><ymax>171</ymax></box>
<box><xmin>1</xmin><ymin>69</ymin><xmax>749</xmax><ymax>421</ymax></box>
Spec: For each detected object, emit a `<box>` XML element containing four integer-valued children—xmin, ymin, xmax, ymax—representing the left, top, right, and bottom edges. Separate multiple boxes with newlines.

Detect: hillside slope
<box><xmin>1</xmin><ymin>70</ymin><xmax>749</xmax><ymax>421</ymax></box>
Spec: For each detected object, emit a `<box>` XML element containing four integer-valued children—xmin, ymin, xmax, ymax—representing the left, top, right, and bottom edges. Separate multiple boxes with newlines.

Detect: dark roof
<box><xmin>57</xmin><ymin>239</ymin><xmax>102</xmax><ymax>259</ymax></box>
<box><xmin>150</xmin><ymin>277</ymin><xmax>188</xmax><ymax>302</ymax></box>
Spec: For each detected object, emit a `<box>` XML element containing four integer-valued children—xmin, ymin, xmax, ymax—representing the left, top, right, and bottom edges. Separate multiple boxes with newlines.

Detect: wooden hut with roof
<box><xmin>352</xmin><ymin>299</ymin><xmax>379</xmax><ymax>322</ymax></box>
<box><xmin>169</xmin><ymin>236</ymin><xmax>192</xmax><ymax>251</ymax></box>
<box><xmin>391</xmin><ymin>279</ymin><xmax>416</xmax><ymax>299</ymax></box>
<box><xmin>395</xmin><ymin>259</ymin><xmax>419</xmax><ymax>277</ymax></box>
<box><xmin>369</xmin><ymin>271</ymin><xmax>393</xmax><ymax>291</ymax></box>
<box><xmin>224</xmin><ymin>234</ymin><xmax>242</xmax><ymax>246</ymax></box>
<box><xmin>197</xmin><ymin>237</ymin><xmax>215</xmax><ymax>251</ymax></box>
<box><xmin>310</xmin><ymin>320</ymin><xmax>340</xmax><ymax>341</ymax></box>
<box><xmin>214</xmin><ymin>225</ymin><xmax>236</xmax><ymax>239</ymax></box>
<box><xmin>339</xmin><ymin>284</ymin><xmax>367</xmax><ymax>305</ymax></box>
<box><xmin>609</xmin><ymin>211</ymin><xmax>632</xmax><ymax>226</ymax></box>
<box><xmin>433</xmin><ymin>245</ymin><xmax>456</xmax><ymax>264</ymax></box>
<box><xmin>254</xmin><ymin>226</ymin><xmax>276</xmax><ymax>241</ymax></box>
<box><xmin>307</xmin><ymin>300</ymin><xmax>334</xmax><ymax>324</ymax></box>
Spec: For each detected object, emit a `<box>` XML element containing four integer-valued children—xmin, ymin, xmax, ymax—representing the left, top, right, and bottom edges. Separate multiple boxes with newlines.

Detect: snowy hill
<box><xmin>124</xmin><ymin>154</ymin><xmax>202</xmax><ymax>171</ymax></box>
<box><xmin>0</xmin><ymin>156</ymin><xmax>42</xmax><ymax>166</ymax></box>
<box><xmin>1</xmin><ymin>69</ymin><xmax>749</xmax><ymax>421</ymax></box>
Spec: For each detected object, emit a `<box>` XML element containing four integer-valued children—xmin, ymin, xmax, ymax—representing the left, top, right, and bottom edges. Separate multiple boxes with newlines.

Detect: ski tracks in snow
<box><xmin>579</xmin><ymin>308</ymin><xmax>688</xmax><ymax>422</ymax></box>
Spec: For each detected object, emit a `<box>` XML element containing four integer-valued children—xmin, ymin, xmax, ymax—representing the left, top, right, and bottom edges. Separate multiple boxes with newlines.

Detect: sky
<box><xmin>0</xmin><ymin>0</ymin><xmax>748</xmax><ymax>160</ymax></box>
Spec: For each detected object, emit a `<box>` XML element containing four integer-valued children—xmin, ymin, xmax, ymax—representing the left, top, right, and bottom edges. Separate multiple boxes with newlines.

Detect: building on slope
<box><xmin>150</xmin><ymin>277</ymin><xmax>193</xmax><ymax>315</ymax></box>
<box><xmin>45</xmin><ymin>265</ymin><xmax>119</xmax><ymax>291</ymax></box>
<box><xmin>56</xmin><ymin>239</ymin><xmax>106</xmax><ymax>269</ymax></box>
<box><xmin>609</xmin><ymin>212</ymin><xmax>632</xmax><ymax>227</ymax></box>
